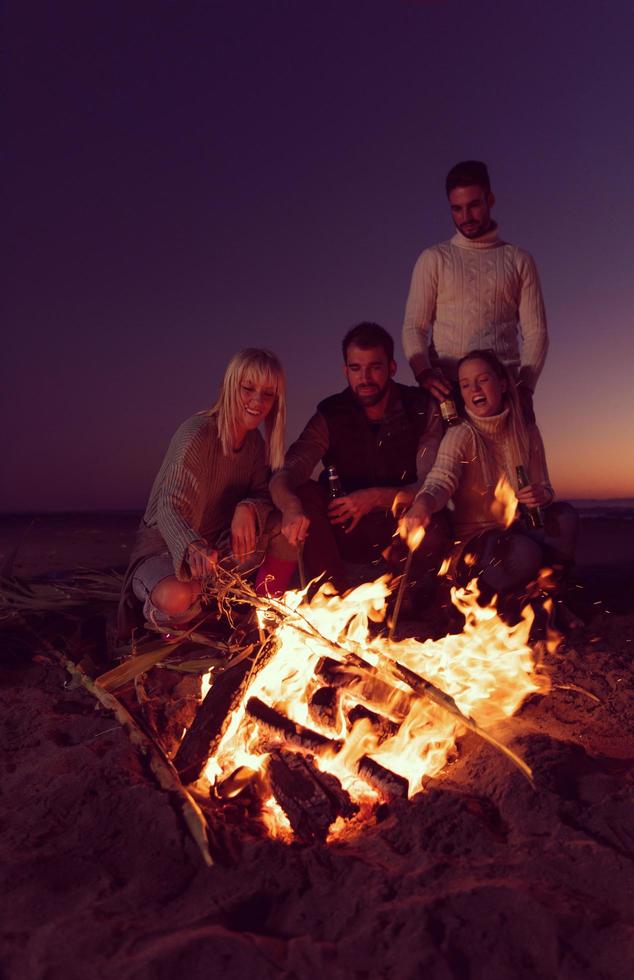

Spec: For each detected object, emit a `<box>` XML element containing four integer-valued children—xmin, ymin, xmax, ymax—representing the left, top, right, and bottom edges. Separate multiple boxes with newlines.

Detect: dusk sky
<box><xmin>5</xmin><ymin>0</ymin><xmax>634</xmax><ymax>512</ymax></box>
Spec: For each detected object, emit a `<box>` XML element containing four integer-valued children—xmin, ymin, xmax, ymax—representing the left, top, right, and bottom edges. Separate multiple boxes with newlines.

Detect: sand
<box><xmin>1</xmin><ymin>513</ymin><xmax>633</xmax><ymax>979</ymax></box>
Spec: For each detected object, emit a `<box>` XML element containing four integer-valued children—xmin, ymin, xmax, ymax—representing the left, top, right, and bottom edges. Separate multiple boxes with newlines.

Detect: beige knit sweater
<box><xmin>141</xmin><ymin>413</ymin><xmax>272</xmax><ymax>579</ymax></box>
<box><xmin>420</xmin><ymin>408</ymin><xmax>552</xmax><ymax>542</ymax></box>
<box><xmin>402</xmin><ymin>225</ymin><xmax>548</xmax><ymax>391</ymax></box>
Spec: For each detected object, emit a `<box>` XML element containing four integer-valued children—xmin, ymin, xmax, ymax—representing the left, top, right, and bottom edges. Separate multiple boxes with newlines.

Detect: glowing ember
<box><xmin>200</xmin><ymin>576</ymin><xmax>549</xmax><ymax>840</ymax></box>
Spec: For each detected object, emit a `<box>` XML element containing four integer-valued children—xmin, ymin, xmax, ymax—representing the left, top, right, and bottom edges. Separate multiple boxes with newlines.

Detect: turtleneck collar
<box><xmin>465</xmin><ymin>404</ymin><xmax>510</xmax><ymax>439</ymax></box>
<box><xmin>451</xmin><ymin>221</ymin><xmax>501</xmax><ymax>250</ymax></box>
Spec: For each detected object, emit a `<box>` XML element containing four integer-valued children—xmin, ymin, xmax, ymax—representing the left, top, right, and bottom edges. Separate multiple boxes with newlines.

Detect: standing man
<box><xmin>402</xmin><ymin>161</ymin><xmax>548</xmax><ymax>413</ymax></box>
<box><xmin>270</xmin><ymin>322</ymin><xmax>447</xmax><ymax>599</ymax></box>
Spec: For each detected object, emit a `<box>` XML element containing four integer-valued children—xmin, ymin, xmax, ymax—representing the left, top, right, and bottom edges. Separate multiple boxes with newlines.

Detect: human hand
<box><xmin>186</xmin><ymin>539</ymin><xmax>218</xmax><ymax>580</ymax></box>
<box><xmin>398</xmin><ymin>497</ymin><xmax>432</xmax><ymax>544</ymax></box>
<box><xmin>391</xmin><ymin>488</ymin><xmax>415</xmax><ymax>519</ymax></box>
<box><xmin>231</xmin><ymin>503</ymin><xmax>257</xmax><ymax>560</ymax></box>
<box><xmin>328</xmin><ymin>489</ymin><xmax>376</xmax><ymax>532</ymax></box>
<box><xmin>516</xmin><ymin>484</ymin><xmax>551</xmax><ymax>508</ymax></box>
<box><xmin>281</xmin><ymin>504</ymin><xmax>311</xmax><ymax>547</ymax></box>
<box><xmin>417</xmin><ymin>368</ymin><xmax>451</xmax><ymax>401</ymax></box>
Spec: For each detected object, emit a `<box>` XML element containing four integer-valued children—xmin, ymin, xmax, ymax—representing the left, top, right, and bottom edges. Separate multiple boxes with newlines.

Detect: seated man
<box><xmin>270</xmin><ymin>322</ymin><xmax>449</xmax><ymax>601</ymax></box>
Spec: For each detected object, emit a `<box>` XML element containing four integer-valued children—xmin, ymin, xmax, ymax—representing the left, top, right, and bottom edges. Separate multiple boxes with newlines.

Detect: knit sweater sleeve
<box><xmin>516</xmin><ymin>250</ymin><xmax>548</xmax><ymax>391</ymax></box>
<box><xmin>276</xmin><ymin>412</ymin><xmax>329</xmax><ymax>489</ymax></box>
<box><xmin>402</xmin><ymin>248</ymin><xmax>438</xmax><ymax>381</ymax></box>
<box><xmin>417</xmin><ymin>422</ymin><xmax>474</xmax><ymax>511</ymax></box>
<box><xmin>152</xmin><ymin>417</ymin><xmax>213</xmax><ymax>578</ymax></box>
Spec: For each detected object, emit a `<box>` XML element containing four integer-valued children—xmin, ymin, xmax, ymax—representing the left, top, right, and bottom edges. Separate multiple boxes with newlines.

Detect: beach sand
<box><xmin>1</xmin><ymin>512</ymin><xmax>633</xmax><ymax>978</ymax></box>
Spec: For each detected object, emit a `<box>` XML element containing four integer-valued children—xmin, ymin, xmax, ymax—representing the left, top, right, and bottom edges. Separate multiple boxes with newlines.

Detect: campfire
<box><xmin>180</xmin><ymin>573</ymin><xmax>550</xmax><ymax>845</ymax></box>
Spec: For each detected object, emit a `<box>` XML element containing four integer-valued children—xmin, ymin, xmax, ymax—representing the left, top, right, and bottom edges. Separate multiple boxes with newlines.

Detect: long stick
<box><xmin>388</xmin><ymin>548</ymin><xmax>414</xmax><ymax>641</ymax></box>
<box><xmin>297</xmin><ymin>540</ymin><xmax>307</xmax><ymax>590</ymax></box>
<box><xmin>29</xmin><ymin>627</ymin><xmax>217</xmax><ymax>867</ymax></box>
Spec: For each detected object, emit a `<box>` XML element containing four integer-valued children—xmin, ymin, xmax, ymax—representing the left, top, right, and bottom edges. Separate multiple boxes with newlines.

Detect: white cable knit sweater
<box><xmin>420</xmin><ymin>407</ymin><xmax>553</xmax><ymax>542</ymax></box>
<box><xmin>402</xmin><ymin>225</ymin><xmax>548</xmax><ymax>391</ymax></box>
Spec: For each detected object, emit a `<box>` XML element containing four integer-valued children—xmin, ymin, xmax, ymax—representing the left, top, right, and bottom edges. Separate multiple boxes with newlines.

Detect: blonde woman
<box><xmin>118</xmin><ymin>348</ymin><xmax>295</xmax><ymax>639</ymax></box>
<box><xmin>401</xmin><ymin>349</ymin><xmax>577</xmax><ymax>601</ymax></box>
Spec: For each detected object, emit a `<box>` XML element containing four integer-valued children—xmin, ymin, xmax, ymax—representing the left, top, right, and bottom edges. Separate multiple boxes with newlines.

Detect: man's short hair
<box><xmin>445</xmin><ymin>160</ymin><xmax>491</xmax><ymax>196</ymax></box>
<box><xmin>342</xmin><ymin>322</ymin><xmax>394</xmax><ymax>362</ymax></box>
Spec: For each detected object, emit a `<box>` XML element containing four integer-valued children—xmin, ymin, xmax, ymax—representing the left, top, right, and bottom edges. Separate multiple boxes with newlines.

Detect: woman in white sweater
<box><xmin>118</xmin><ymin>348</ymin><xmax>295</xmax><ymax>638</ymax></box>
<box><xmin>401</xmin><ymin>349</ymin><xmax>577</xmax><ymax>601</ymax></box>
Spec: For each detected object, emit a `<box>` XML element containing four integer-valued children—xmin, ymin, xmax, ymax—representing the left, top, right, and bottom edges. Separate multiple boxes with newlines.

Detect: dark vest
<box><xmin>317</xmin><ymin>383</ymin><xmax>431</xmax><ymax>493</ymax></box>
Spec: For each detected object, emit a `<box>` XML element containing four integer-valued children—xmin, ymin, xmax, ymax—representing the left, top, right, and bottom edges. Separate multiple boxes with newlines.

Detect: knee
<box><xmin>480</xmin><ymin>534</ymin><xmax>542</xmax><ymax>591</ymax></box>
<box><xmin>150</xmin><ymin>577</ymin><xmax>199</xmax><ymax>616</ymax></box>
<box><xmin>549</xmin><ymin>501</ymin><xmax>579</xmax><ymax>536</ymax></box>
<box><xmin>507</xmin><ymin>536</ymin><xmax>543</xmax><ymax>582</ymax></box>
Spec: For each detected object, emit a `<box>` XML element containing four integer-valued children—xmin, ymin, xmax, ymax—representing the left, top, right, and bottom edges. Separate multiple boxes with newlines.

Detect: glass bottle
<box><xmin>516</xmin><ymin>465</ymin><xmax>544</xmax><ymax>529</ymax></box>
<box><xmin>326</xmin><ymin>465</ymin><xmax>346</xmax><ymax>500</ymax></box>
<box><xmin>439</xmin><ymin>396</ymin><xmax>460</xmax><ymax>427</ymax></box>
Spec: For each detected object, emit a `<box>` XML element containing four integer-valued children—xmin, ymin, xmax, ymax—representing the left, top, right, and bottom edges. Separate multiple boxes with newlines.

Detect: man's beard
<box><xmin>353</xmin><ymin>381</ymin><xmax>390</xmax><ymax>407</ymax></box>
<box><xmin>456</xmin><ymin>216</ymin><xmax>492</xmax><ymax>239</ymax></box>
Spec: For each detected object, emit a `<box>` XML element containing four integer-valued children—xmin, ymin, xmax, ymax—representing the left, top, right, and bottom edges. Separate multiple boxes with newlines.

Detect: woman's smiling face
<box><xmin>458</xmin><ymin>357</ymin><xmax>507</xmax><ymax>417</ymax></box>
<box><xmin>234</xmin><ymin>374</ymin><xmax>276</xmax><ymax>441</ymax></box>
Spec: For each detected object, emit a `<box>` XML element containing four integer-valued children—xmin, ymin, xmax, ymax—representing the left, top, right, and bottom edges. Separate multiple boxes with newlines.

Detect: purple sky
<box><xmin>5</xmin><ymin>0</ymin><xmax>634</xmax><ymax>511</ymax></box>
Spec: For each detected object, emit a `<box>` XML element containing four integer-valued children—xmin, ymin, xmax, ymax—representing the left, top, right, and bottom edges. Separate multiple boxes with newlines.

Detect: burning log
<box><xmin>266</xmin><ymin>749</ymin><xmax>357</xmax><ymax>842</ymax></box>
<box><xmin>245</xmin><ymin>697</ymin><xmax>342</xmax><ymax>754</ymax></box>
<box><xmin>308</xmin><ymin>686</ymin><xmax>339</xmax><ymax>729</ymax></box>
<box><xmin>357</xmin><ymin>755</ymin><xmax>409</xmax><ymax>800</ymax></box>
<box><xmin>346</xmin><ymin>704</ymin><xmax>400</xmax><ymax>742</ymax></box>
<box><xmin>316</xmin><ymin>657</ymin><xmax>411</xmax><ymax>720</ymax></box>
<box><xmin>214</xmin><ymin>765</ymin><xmax>261</xmax><ymax>800</ymax></box>
<box><xmin>315</xmin><ymin>656</ymin><xmax>353</xmax><ymax>687</ymax></box>
<box><xmin>175</xmin><ymin>654</ymin><xmax>254</xmax><ymax>784</ymax></box>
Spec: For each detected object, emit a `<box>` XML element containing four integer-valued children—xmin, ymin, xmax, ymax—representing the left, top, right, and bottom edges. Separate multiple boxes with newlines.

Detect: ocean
<box><xmin>569</xmin><ymin>499</ymin><xmax>634</xmax><ymax>520</ymax></box>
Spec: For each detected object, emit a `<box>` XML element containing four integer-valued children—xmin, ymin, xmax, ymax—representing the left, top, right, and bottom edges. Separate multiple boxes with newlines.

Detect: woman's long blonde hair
<box><xmin>209</xmin><ymin>348</ymin><xmax>286</xmax><ymax>469</ymax></box>
<box><xmin>457</xmin><ymin>349</ymin><xmax>531</xmax><ymax>489</ymax></box>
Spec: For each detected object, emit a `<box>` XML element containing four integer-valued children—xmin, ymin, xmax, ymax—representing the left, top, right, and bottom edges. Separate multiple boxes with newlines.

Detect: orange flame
<box><xmin>200</xmin><ymin>574</ymin><xmax>550</xmax><ymax>839</ymax></box>
<box><xmin>492</xmin><ymin>476</ymin><xmax>518</xmax><ymax>528</ymax></box>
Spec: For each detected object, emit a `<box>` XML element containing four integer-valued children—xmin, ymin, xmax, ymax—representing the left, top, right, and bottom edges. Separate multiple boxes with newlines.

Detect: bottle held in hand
<box><xmin>327</xmin><ymin>465</ymin><xmax>346</xmax><ymax>500</ymax></box>
<box><xmin>439</xmin><ymin>395</ymin><xmax>459</xmax><ymax>427</ymax></box>
<box><xmin>516</xmin><ymin>465</ymin><xmax>544</xmax><ymax>529</ymax></box>
<box><xmin>327</xmin><ymin>465</ymin><xmax>351</xmax><ymax>529</ymax></box>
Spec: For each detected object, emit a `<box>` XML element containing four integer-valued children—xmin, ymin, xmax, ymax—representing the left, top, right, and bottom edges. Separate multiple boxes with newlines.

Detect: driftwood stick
<box><xmin>390</xmin><ymin>660</ymin><xmax>535</xmax><ymax>786</ymax></box>
<box><xmin>297</xmin><ymin>541</ymin><xmax>307</xmax><ymax>590</ymax></box>
<box><xmin>388</xmin><ymin>547</ymin><xmax>414</xmax><ymax>641</ymax></box>
<box><xmin>36</xmin><ymin>632</ymin><xmax>216</xmax><ymax>868</ymax></box>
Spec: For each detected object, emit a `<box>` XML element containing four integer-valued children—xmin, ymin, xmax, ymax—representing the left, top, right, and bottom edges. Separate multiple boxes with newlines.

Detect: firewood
<box><xmin>266</xmin><ymin>749</ymin><xmax>357</xmax><ymax>842</ymax></box>
<box><xmin>308</xmin><ymin>687</ymin><xmax>339</xmax><ymax>729</ymax></box>
<box><xmin>316</xmin><ymin>657</ymin><xmax>411</xmax><ymax>720</ymax></box>
<box><xmin>357</xmin><ymin>755</ymin><xmax>409</xmax><ymax>800</ymax></box>
<box><xmin>245</xmin><ymin>698</ymin><xmax>342</xmax><ymax>754</ymax></box>
<box><xmin>346</xmin><ymin>704</ymin><xmax>400</xmax><ymax>742</ymax></box>
<box><xmin>174</xmin><ymin>655</ymin><xmax>253</xmax><ymax>784</ymax></box>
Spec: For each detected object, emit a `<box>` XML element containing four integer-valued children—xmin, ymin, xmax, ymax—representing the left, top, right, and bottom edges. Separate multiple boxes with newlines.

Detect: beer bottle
<box><xmin>516</xmin><ymin>465</ymin><xmax>544</xmax><ymax>529</ymax></box>
<box><xmin>326</xmin><ymin>464</ymin><xmax>352</xmax><ymax>528</ymax></box>
<box><xmin>439</xmin><ymin>396</ymin><xmax>460</xmax><ymax>427</ymax></box>
<box><xmin>326</xmin><ymin>465</ymin><xmax>345</xmax><ymax>500</ymax></box>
